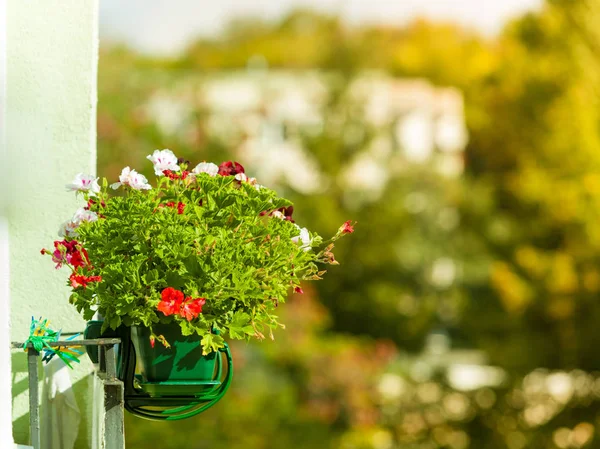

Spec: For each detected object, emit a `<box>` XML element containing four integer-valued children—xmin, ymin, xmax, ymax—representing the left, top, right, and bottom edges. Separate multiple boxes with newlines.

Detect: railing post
<box><xmin>26</xmin><ymin>347</ymin><xmax>40</xmax><ymax>449</ymax></box>
<box><xmin>101</xmin><ymin>343</ymin><xmax>125</xmax><ymax>449</ymax></box>
<box><xmin>12</xmin><ymin>337</ymin><xmax>124</xmax><ymax>449</ymax></box>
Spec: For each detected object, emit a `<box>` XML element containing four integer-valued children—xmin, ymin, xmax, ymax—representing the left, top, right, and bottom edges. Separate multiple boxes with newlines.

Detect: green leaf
<box><xmin>200</xmin><ymin>333</ymin><xmax>225</xmax><ymax>355</ymax></box>
<box><xmin>165</xmin><ymin>271</ymin><xmax>185</xmax><ymax>289</ymax></box>
<box><xmin>109</xmin><ymin>315</ymin><xmax>121</xmax><ymax>329</ymax></box>
<box><xmin>228</xmin><ymin>311</ymin><xmax>255</xmax><ymax>339</ymax></box>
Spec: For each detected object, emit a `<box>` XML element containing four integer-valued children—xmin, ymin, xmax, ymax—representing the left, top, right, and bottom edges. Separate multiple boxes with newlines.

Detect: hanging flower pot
<box><xmin>42</xmin><ymin>150</ymin><xmax>355</xmax><ymax>419</ymax></box>
<box><xmin>131</xmin><ymin>323</ymin><xmax>217</xmax><ymax>383</ymax></box>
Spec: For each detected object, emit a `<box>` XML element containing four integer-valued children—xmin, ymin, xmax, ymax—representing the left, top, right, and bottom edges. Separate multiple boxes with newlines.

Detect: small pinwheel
<box><xmin>23</xmin><ymin>317</ymin><xmax>83</xmax><ymax>369</ymax></box>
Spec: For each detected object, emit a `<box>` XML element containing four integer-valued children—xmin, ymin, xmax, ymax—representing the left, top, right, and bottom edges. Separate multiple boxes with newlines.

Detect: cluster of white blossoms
<box><xmin>292</xmin><ymin>225</ymin><xmax>312</xmax><ymax>251</ymax></box>
<box><xmin>65</xmin><ymin>150</ymin><xmax>308</xmax><ymax>247</ymax></box>
<box><xmin>65</xmin><ymin>173</ymin><xmax>100</xmax><ymax>195</ymax></box>
<box><xmin>110</xmin><ymin>167</ymin><xmax>152</xmax><ymax>190</ymax></box>
<box><xmin>192</xmin><ymin>161</ymin><xmax>219</xmax><ymax>177</ymax></box>
<box><xmin>235</xmin><ymin>172</ymin><xmax>261</xmax><ymax>190</ymax></box>
<box><xmin>147</xmin><ymin>149</ymin><xmax>180</xmax><ymax>176</ymax></box>
<box><xmin>58</xmin><ymin>207</ymin><xmax>98</xmax><ymax>238</ymax></box>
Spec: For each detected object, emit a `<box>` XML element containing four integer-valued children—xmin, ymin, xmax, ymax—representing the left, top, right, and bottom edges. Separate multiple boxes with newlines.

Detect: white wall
<box><xmin>0</xmin><ymin>0</ymin><xmax>15</xmax><ymax>445</ymax></box>
<box><xmin>6</xmin><ymin>0</ymin><xmax>99</xmax><ymax>446</ymax></box>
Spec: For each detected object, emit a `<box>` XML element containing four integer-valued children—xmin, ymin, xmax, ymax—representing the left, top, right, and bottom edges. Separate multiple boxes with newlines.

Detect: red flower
<box><xmin>179</xmin><ymin>297</ymin><xmax>205</xmax><ymax>321</ymax></box>
<box><xmin>85</xmin><ymin>198</ymin><xmax>106</xmax><ymax>210</ymax></box>
<box><xmin>69</xmin><ymin>273</ymin><xmax>102</xmax><ymax>289</ymax></box>
<box><xmin>160</xmin><ymin>201</ymin><xmax>185</xmax><ymax>214</ymax></box>
<box><xmin>278</xmin><ymin>206</ymin><xmax>294</xmax><ymax>223</ymax></box>
<box><xmin>217</xmin><ymin>161</ymin><xmax>245</xmax><ymax>176</ymax></box>
<box><xmin>69</xmin><ymin>247</ymin><xmax>90</xmax><ymax>269</ymax></box>
<box><xmin>157</xmin><ymin>287</ymin><xmax>184</xmax><ymax>316</ymax></box>
<box><xmin>163</xmin><ymin>170</ymin><xmax>190</xmax><ymax>181</ymax></box>
<box><xmin>51</xmin><ymin>240</ymin><xmax>90</xmax><ymax>269</ymax></box>
<box><xmin>150</xmin><ymin>335</ymin><xmax>156</xmax><ymax>349</ymax></box>
<box><xmin>294</xmin><ymin>286</ymin><xmax>304</xmax><ymax>294</ymax></box>
<box><xmin>260</xmin><ymin>206</ymin><xmax>294</xmax><ymax>222</ymax></box>
<box><xmin>163</xmin><ymin>170</ymin><xmax>179</xmax><ymax>180</ymax></box>
<box><xmin>157</xmin><ymin>288</ymin><xmax>206</xmax><ymax>320</ymax></box>
<box><xmin>340</xmin><ymin>220</ymin><xmax>355</xmax><ymax>235</ymax></box>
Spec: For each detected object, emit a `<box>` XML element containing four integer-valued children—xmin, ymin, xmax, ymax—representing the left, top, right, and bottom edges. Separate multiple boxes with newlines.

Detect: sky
<box><xmin>99</xmin><ymin>0</ymin><xmax>544</xmax><ymax>56</ymax></box>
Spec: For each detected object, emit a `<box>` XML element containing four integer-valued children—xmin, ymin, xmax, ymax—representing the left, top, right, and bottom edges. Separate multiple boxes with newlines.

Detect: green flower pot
<box><xmin>131</xmin><ymin>323</ymin><xmax>217</xmax><ymax>383</ymax></box>
<box><xmin>83</xmin><ymin>319</ymin><xmax>120</xmax><ymax>364</ymax></box>
<box><xmin>84</xmin><ymin>319</ymin><xmax>233</xmax><ymax>419</ymax></box>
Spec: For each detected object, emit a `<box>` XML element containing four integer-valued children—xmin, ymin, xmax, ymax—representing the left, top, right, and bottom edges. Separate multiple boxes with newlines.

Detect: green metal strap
<box><xmin>125</xmin><ymin>343</ymin><xmax>233</xmax><ymax>421</ymax></box>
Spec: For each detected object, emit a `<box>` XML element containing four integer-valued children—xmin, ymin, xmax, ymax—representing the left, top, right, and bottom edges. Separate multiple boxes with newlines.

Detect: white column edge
<box><xmin>0</xmin><ymin>0</ymin><xmax>15</xmax><ymax>446</ymax></box>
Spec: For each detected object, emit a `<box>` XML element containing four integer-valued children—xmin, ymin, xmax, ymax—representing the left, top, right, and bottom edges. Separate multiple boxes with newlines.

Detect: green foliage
<box><xmin>52</xmin><ymin>158</ymin><xmax>349</xmax><ymax>353</ymax></box>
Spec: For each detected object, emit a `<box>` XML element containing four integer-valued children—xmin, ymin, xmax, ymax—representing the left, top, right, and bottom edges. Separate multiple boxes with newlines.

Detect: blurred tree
<box><xmin>96</xmin><ymin>2</ymin><xmax>600</xmax><ymax>448</ymax></box>
<box><xmin>463</xmin><ymin>0</ymin><xmax>600</xmax><ymax>374</ymax></box>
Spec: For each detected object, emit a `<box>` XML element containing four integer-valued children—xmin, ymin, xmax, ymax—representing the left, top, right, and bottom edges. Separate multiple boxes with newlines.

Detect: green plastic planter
<box><xmin>83</xmin><ymin>320</ymin><xmax>233</xmax><ymax>421</ymax></box>
<box><xmin>130</xmin><ymin>324</ymin><xmax>224</xmax><ymax>397</ymax></box>
<box><xmin>83</xmin><ymin>320</ymin><xmax>119</xmax><ymax>364</ymax></box>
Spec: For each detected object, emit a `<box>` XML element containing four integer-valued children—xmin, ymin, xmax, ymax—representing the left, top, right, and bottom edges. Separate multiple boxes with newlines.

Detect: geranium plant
<box><xmin>42</xmin><ymin>150</ymin><xmax>354</xmax><ymax>354</ymax></box>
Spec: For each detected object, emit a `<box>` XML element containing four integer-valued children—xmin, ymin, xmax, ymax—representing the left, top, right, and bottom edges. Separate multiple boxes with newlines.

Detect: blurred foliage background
<box><xmin>98</xmin><ymin>1</ymin><xmax>600</xmax><ymax>447</ymax></box>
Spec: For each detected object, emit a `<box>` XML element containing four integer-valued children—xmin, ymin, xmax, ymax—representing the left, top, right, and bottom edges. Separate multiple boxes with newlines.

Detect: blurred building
<box><xmin>144</xmin><ymin>70</ymin><xmax>468</xmax><ymax>195</ymax></box>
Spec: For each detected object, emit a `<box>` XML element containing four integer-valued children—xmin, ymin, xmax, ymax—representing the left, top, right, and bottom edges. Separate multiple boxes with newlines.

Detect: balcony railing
<box><xmin>10</xmin><ymin>338</ymin><xmax>124</xmax><ymax>449</ymax></box>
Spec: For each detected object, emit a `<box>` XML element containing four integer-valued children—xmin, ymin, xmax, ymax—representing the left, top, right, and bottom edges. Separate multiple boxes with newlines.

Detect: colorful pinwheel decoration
<box><xmin>23</xmin><ymin>317</ymin><xmax>83</xmax><ymax>368</ymax></box>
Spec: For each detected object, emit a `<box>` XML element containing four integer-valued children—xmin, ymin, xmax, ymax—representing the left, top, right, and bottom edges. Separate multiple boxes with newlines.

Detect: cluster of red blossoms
<box><xmin>41</xmin><ymin>240</ymin><xmax>102</xmax><ymax>289</ymax></box>
<box><xmin>69</xmin><ymin>273</ymin><xmax>102</xmax><ymax>289</ymax></box>
<box><xmin>218</xmin><ymin>161</ymin><xmax>245</xmax><ymax>176</ymax></box>
<box><xmin>157</xmin><ymin>287</ymin><xmax>206</xmax><ymax>321</ymax></box>
<box><xmin>340</xmin><ymin>220</ymin><xmax>354</xmax><ymax>235</ymax></box>
<box><xmin>159</xmin><ymin>201</ymin><xmax>185</xmax><ymax>215</ymax></box>
<box><xmin>163</xmin><ymin>169</ymin><xmax>190</xmax><ymax>180</ymax></box>
<box><xmin>260</xmin><ymin>205</ymin><xmax>295</xmax><ymax>223</ymax></box>
<box><xmin>84</xmin><ymin>198</ymin><xmax>106</xmax><ymax>210</ymax></box>
<box><xmin>42</xmin><ymin>239</ymin><xmax>90</xmax><ymax>269</ymax></box>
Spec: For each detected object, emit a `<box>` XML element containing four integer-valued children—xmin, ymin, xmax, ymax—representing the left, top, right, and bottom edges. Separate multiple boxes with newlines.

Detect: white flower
<box><xmin>72</xmin><ymin>208</ymin><xmax>98</xmax><ymax>225</ymax></box>
<box><xmin>58</xmin><ymin>220</ymin><xmax>79</xmax><ymax>238</ymax></box>
<box><xmin>58</xmin><ymin>208</ymin><xmax>98</xmax><ymax>237</ymax></box>
<box><xmin>234</xmin><ymin>173</ymin><xmax>248</xmax><ymax>182</ymax></box>
<box><xmin>192</xmin><ymin>162</ymin><xmax>219</xmax><ymax>177</ymax></box>
<box><xmin>65</xmin><ymin>173</ymin><xmax>100</xmax><ymax>196</ymax></box>
<box><xmin>271</xmin><ymin>210</ymin><xmax>285</xmax><ymax>219</ymax></box>
<box><xmin>292</xmin><ymin>226</ymin><xmax>312</xmax><ymax>251</ymax></box>
<box><xmin>147</xmin><ymin>149</ymin><xmax>180</xmax><ymax>176</ymax></box>
<box><xmin>110</xmin><ymin>167</ymin><xmax>152</xmax><ymax>190</ymax></box>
